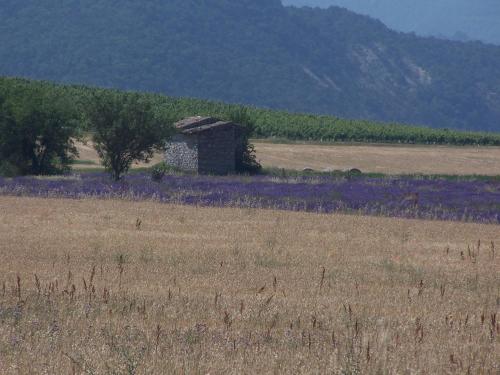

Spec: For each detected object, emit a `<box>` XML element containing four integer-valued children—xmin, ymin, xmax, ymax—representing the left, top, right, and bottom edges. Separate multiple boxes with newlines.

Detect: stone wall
<box><xmin>164</xmin><ymin>134</ymin><xmax>198</xmax><ymax>172</ymax></box>
<box><xmin>198</xmin><ymin>127</ymin><xmax>236</xmax><ymax>175</ymax></box>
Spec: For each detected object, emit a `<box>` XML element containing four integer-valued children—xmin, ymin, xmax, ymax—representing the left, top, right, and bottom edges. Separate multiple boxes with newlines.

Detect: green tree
<box><xmin>0</xmin><ymin>98</ymin><xmax>78</xmax><ymax>176</ymax></box>
<box><xmin>227</xmin><ymin>106</ymin><xmax>261</xmax><ymax>173</ymax></box>
<box><xmin>87</xmin><ymin>92</ymin><xmax>173</xmax><ymax>180</ymax></box>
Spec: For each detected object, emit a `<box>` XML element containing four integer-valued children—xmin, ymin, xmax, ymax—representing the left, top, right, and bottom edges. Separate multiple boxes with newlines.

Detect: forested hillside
<box><xmin>1</xmin><ymin>0</ymin><xmax>500</xmax><ymax>131</ymax></box>
<box><xmin>283</xmin><ymin>0</ymin><xmax>500</xmax><ymax>45</ymax></box>
<box><xmin>3</xmin><ymin>77</ymin><xmax>500</xmax><ymax>146</ymax></box>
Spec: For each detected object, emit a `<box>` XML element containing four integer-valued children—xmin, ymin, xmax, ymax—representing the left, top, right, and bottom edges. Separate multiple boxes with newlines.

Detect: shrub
<box><xmin>0</xmin><ymin>161</ymin><xmax>21</xmax><ymax>177</ymax></box>
<box><xmin>227</xmin><ymin>106</ymin><xmax>261</xmax><ymax>174</ymax></box>
<box><xmin>151</xmin><ymin>163</ymin><xmax>168</xmax><ymax>182</ymax></box>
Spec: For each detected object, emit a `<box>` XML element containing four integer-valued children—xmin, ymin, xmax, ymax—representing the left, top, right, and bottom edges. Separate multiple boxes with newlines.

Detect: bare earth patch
<box><xmin>73</xmin><ymin>141</ymin><xmax>164</xmax><ymax>169</ymax></box>
<box><xmin>0</xmin><ymin>196</ymin><xmax>498</xmax><ymax>373</ymax></box>
<box><xmin>254</xmin><ymin>142</ymin><xmax>500</xmax><ymax>175</ymax></box>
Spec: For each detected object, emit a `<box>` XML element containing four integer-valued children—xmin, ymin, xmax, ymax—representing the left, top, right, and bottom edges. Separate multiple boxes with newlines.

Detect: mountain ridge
<box><xmin>1</xmin><ymin>0</ymin><xmax>500</xmax><ymax>131</ymax></box>
<box><xmin>283</xmin><ymin>0</ymin><xmax>500</xmax><ymax>45</ymax></box>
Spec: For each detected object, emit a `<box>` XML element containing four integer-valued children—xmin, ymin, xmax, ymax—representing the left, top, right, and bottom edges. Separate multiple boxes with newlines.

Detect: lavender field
<box><xmin>1</xmin><ymin>172</ymin><xmax>499</xmax><ymax>224</ymax></box>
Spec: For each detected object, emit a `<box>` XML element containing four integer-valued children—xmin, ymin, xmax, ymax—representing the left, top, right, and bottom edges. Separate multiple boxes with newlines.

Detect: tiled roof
<box><xmin>175</xmin><ymin>116</ymin><xmax>218</xmax><ymax>131</ymax></box>
<box><xmin>174</xmin><ymin>116</ymin><xmax>239</xmax><ymax>134</ymax></box>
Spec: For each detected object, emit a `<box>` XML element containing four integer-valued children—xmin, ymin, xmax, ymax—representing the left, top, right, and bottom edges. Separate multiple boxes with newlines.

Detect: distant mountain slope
<box><xmin>283</xmin><ymin>0</ymin><xmax>500</xmax><ymax>45</ymax></box>
<box><xmin>1</xmin><ymin>0</ymin><xmax>500</xmax><ymax>131</ymax></box>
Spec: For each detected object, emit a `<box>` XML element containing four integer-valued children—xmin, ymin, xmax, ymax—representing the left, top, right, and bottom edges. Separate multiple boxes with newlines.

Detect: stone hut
<box><xmin>164</xmin><ymin>116</ymin><xmax>241</xmax><ymax>174</ymax></box>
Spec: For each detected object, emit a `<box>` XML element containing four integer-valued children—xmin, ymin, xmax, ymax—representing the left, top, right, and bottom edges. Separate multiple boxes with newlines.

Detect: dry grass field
<box><xmin>75</xmin><ymin>140</ymin><xmax>500</xmax><ymax>175</ymax></box>
<box><xmin>253</xmin><ymin>142</ymin><xmax>500</xmax><ymax>175</ymax></box>
<box><xmin>0</xmin><ymin>196</ymin><xmax>498</xmax><ymax>374</ymax></box>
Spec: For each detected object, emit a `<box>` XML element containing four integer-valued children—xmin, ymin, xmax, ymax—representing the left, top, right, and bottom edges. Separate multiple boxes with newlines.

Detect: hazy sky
<box><xmin>282</xmin><ymin>0</ymin><xmax>500</xmax><ymax>45</ymax></box>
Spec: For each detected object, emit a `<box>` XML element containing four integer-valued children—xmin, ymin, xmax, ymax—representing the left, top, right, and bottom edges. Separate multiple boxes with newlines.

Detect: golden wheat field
<box><xmin>0</xmin><ymin>196</ymin><xmax>498</xmax><ymax>374</ymax></box>
<box><xmin>253</xmin><ymin>142</ymin><xmax>500</xmax><ymax>175</ymax></box>
<box><xmin>75</xmin><ymin>141</ymin><xmax>500</xmax><ymax>175</ymax></box>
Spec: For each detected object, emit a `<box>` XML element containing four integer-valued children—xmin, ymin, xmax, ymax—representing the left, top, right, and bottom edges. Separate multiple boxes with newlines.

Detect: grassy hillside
<box><xmin>2</xmin><ymin>77</ymin><xmax>500</xmax><ymax>146</ymax></box>
<box><xmin>1</xmin><ymin>0</ymin><xmax>500</xmax><ymax>131</ymax></box>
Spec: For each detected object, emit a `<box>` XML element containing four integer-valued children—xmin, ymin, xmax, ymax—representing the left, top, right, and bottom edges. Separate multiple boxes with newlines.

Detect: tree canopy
<box><xmin>0</xmin><ymin>95</ymin><xmax>78</xmax><ymax>176</ymax></box>
<box><xmin>87</xmin><ymin>92</ymin><xmax>174</xmax><ymax>180</ymax></box>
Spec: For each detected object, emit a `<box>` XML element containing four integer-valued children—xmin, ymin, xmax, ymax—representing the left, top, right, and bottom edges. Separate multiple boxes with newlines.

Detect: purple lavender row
<box><xmin>1</xmin><ymin>173</ymin><xmax>499</xmax><ymax>224</ymax></box>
